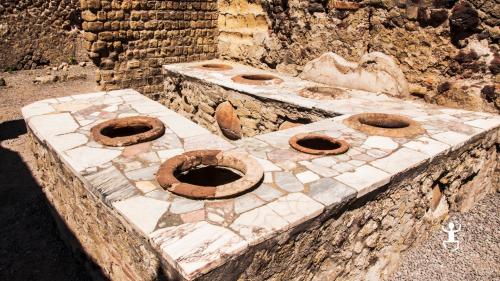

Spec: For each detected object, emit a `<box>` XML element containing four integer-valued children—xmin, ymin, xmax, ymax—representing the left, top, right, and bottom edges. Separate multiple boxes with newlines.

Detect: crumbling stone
<box><xmin>449</xmin><ymin>1</ymin><xmax>479</xmax><ymax>45</ymax></box>
<box><xmin>300</xmin><ymin>52</ymin><xmax>409</xmax><ymax>97</ymax></box>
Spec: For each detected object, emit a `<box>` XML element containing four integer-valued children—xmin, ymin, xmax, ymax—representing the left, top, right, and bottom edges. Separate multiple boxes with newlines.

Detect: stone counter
<box><xmin>23</xmin><ymin>88</ymin><xmax>499</xmax><ymax>280</ymax></box>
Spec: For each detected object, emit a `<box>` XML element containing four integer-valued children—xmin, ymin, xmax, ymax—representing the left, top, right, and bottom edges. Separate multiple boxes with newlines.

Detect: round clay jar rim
<box><xmin>231</xmin><ymin>74</ymin><xmax>283</xmax><ymax>85</ymax></box>
<box><xmin>289</xmin><ymin>133</ymin><xmax>350</xmax><ymax>155</ymax></box>
<box><xmin>298</xmin><ymin>86</ymin><xmax>349</xmax><ymax>100</ymax></box>
<box><xmin>196</xmin><ymin>63</ymin><xmax>234</xmax><ymax>71</ymax></box>
<box><xmin>343</xmin><ymin>113</ymin><xmax>424</xmax><ymax>138</ymax></box>
<box><xmin>91</xmin><ymin>116</ymin><xmax>165</xmax><ymax>147</ymax></box>
<box><xmin>156</xmin><ymin>150</ymin><xmax>264</xmax><ymax>199</ymax></box>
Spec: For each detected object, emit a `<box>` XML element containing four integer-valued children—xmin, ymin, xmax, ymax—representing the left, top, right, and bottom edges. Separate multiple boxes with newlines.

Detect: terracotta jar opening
<box><xmin>198</xmin><ymin>63</ymin><xmax>233</xmax><ymax>71</ymax></box>
<box><xmin>157</xmin><ymin>150</ymin><xmax>263</xmax><ymax>199</ymax></box>
<box><xmin>344</xmin><ymin>113</ymin><xmax>424</xmax><ymax>138</ymax></box>
<box><xmin>232</xmin><ymin>74</ymin><xmax>283</xmax><ymax>85</ymax></box>
<box><xmin>175</xmin><ymin>165</ymin><xmax>243</xmax><ymax>187</ymax></box>
<box><xmin>289</xmin><ymin>133</ymin><xmax>349</xmax><ymax>155</ymax></box>
<box><xmin>358</xmin><ymin>115</ymin><xmax>410</xmax><ymax>129</ymax></box>
<box><xmin>299</xmin><ymin>86</ymin><xmax>348</xmax><ymax>100</ymax></box>
<box><xmin>91</xmin><ymin>116</ymin><xmax>165</xmax><ymax>147</ymax></box>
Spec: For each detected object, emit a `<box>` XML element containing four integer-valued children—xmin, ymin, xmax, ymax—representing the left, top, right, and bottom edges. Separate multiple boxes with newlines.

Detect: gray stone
<box><xmin>84</xmin><ymin>166</ymin><xmax>139</xmax><ymax>205</ymax></box>
<box><xmin>308</xmin><ymin>178</ymin><xmax>356</xmax><ymax>206</ymax></box>
<box><xmin>252</xmin><ymin>184</ymin><xmax>284</xmax><ymax>201</ymax></box>
<box><xmin>274</xmin><ymin>172</ymin><xmax>304</xmax><ymax>192</ymax></box>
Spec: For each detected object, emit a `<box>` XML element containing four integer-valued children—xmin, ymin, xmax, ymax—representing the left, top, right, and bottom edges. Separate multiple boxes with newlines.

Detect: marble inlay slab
<box><xmin>114</xmin><ymin>196</ymin><xmax>170</xmax><ymax>235</ymax></box>
<box><xmin>150</xmin><ymin>222</ymin><xmax>248</xmax><ymax>280</ymax></box>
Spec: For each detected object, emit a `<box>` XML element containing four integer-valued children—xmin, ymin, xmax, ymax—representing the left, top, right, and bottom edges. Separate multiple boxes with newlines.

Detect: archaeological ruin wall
<box><xmin>0</xmin><ymin>0</ymin><xmax>83</xmax><ymax>70</ymax></box>
<box><xmin>80</xmin><ymin>0</ymin><xmax>218</xmax><ymax>93</ymax></box>
<box><xmin>217</xmin><ymin>0</ymin><xmax>499</xmax><ymax>113</ymax></box>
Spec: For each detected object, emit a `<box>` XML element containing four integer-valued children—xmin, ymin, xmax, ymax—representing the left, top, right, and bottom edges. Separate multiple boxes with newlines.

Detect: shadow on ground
<box><xmin>0</xmin><ymin>119</ymin><xmax>105</xmax><ymax>280</ymax></box>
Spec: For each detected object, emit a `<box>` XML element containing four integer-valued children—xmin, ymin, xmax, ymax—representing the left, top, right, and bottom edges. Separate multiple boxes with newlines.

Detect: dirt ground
<box><xmin>0</xmin><ymin>68</ymin><xmax>498</xmax><ymax>280</ymax></box>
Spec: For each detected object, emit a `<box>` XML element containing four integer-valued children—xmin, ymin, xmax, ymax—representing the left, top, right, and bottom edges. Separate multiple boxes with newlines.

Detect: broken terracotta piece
<box><xmin>215</xmin><ymin>101</ymin><xmax>242</xmax><ymax>140</ymax></box>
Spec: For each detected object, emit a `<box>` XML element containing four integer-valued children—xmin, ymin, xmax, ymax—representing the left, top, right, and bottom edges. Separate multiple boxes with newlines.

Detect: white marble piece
<box><xmin>183</xmin><ymin>133</ymin><xmax>234</xmax><ymax>151</ymax></box>
<box><xmin>274</xmin><ymin>172</ymin><xmax>304</xmax><ymax>192</ymax></box>
<box><xmin>371</xmin><ymin>147</ymin><xmax>428</xmax><ymax>174</ymax></box>
<box><xmin>21</xmin><ymin>102</ymin><xmax>55</xmax><ymax>119</ymax></box>
<box><xmin>362</xmin><ymin>136</ymin><xmax>399</xmax><ymax>150</ymax></box>
<box><xmin>125</xmin><ymin>165</ymin><xmax>159</xmax><ymax>181</ymax></box>
<box><xmin>103</xmin><ymin>105</ymin><xmax>119</xmax><ymax>112</ymax></box>
<box><xmin>331</xmin><ymin>162</ymin><xmax>355</xmax><ymax>173</ymax></box>
<box><xmin>267</xmin><ymin>193</ymin><xmax>324</xmax><ymax>227</ymax></box>
<box><xmin>84</xmin><ymin>165</ymin><xmax>140</xmax><ymax>203</ymax></box>
<box><xmin>130</xmin><ymin>99</ymin><xmax>167</xmax><ymax>114</ymax></box>
<box><xmin>295</xmin><ymin>171</ymin><xmax>320</xmax><ymax>184</ymax></box>
<box><xmin>46</xmin><ymin>133</ymin><xmax>88</xmax><ymax>152</ymax></box>
<box><xmin>65</xmin><ymin>146</ymin><xmax>121</xmax><ymax>171</ymax></box>
<box><xmin>252</xmin><ymin>184</ymin><xmax>284</xmax><ymax>201</ymax></box>
<box><xmin>230</xmin><ymin>205</ymin><xmax>288</xmax><ymax>245</ymax></box>
<box><xmin>146</xmin><ymin>190</ymin><xmax>170</xmax><ymax>201</ymax></box>
<box><xmin>158</xmin><ymin>148</ymin><xmax>185</xmax><ymax>160</ymax></box>
<box><xmin>252</xmin><ymin>156</ymin><xmax>282</xmax><ymax>172</ymax></box>
<box><xmin>159</xmin><ymin>115</ymin><xmax>210</xmax><ymax>138</ymax></box>
<box><xmin>170</xmin><ymin>197</ymin><xmax>205</xmax><ymax>214</ymax></box>
<box><xmin>403</xmin><ymin>137</ymin><xmax>450</xmax><ymax>157</ymax></box>
<box><xmin>308</xmin><ymin>178</ymin><xmax>357</xmax><ymax>206</ymax></box>
<box><xmin>431</xmin><ymin>131</ymin><xmax>470</xmax><ymax>147</ymax></box>
<box><xmin>234</xmin><ymin>193</ymin><xmax>265</xmax><ymax>214</ymax></box>
<box><xmin>113</xmin><ymin>196</ymin><xmax>170</xmax><ymax>234</ymax></box>
<box><xmin>29</xmin><ymin>113</ymin><xmax>79</xmax><ymax>140</ymax></box>
<box><xmin>150</xmin><ymin>222</ymin><xmax>248</xmax><ymax>280</ymax></box>
<box><xmin>335</xmin><ymin>165</ymin><xmax>391</xmax><ymax>197</ymax></box>
<box><xmin>102</xmin><ymin>96</ymin><xmax>123</xmax><ymax>105</ymax></box>
<box><xmin>137</xmin><ymin>152</ymin><xmax>160</xmax><ymax>163</ymax></box>
<box><xmin>263</xmin><ymin>172</ymin><xmax>273</xmax><ymax>183</ymax></box>
<box><xmin>136</xmin><ymin>181</ymin><xmax>159</xmax><ymax>193</ymax></box>
<box><xmin>53</xmin><ymin>100</ymin><xmax>93</xmax><ymax>113</ymax></box>
<box><xmin>465</xmin><ymin>118</ymin><xmax>500</xmax><ymax>130</ymax></box>
<box><xmin>311</xmin><ymin>156</ymin><xmax>337</xmax><ymax>167</ymax></box>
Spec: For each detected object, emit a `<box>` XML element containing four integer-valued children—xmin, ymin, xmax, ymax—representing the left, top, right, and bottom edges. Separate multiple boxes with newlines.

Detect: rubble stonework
<box><xmin>0</xmin><ymin>0</ymin><xmax>83</xmax><ymax>70</ymax></box>
<box><xmin>217</xmin><ymin>0</ymin><xmax>499</xmax><ymax>113</ymax></box>
<box><xmin>80</xmin><ymin>0</ymin><xmax>218</xmax><ymax>93</ymax></box>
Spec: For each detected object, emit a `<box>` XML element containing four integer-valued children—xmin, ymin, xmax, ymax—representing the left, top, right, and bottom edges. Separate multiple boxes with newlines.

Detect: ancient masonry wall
<box><xmin>29</xmin><ymin>108</ymin><xmax>499</xmax><ymax>280</ymax></box>
<box><xmin>80</xmin><ymin>0</ymin><xmax>218</xmax><ymax>94</ymax></box>
<box><xmin>28</xmin><ymin>129</ymin><xmax>164</xmax><ymax>281</ymax></box>
<box><xmin>157</xmin><ymin>75</ymin><xmax>333</xmax><ymax>138</ymax></box>
<box><xmin>0</xmin><ymin>0</ymin><xmax>84</xmax><ymax>70</ymax></box>
<box><xmin>217</xmin><ymin>0</ymin><xmax>499</xmax><ymax>114</ymax></box>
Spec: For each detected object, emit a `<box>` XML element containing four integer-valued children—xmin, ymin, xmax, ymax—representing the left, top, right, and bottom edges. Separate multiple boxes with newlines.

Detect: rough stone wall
<box><xmin>217</xmin><ymin>0</ymin><xmax>499</xmax><ymax>113</ymax></box>
<box><xmin>28</xmin><ymin>130</ymin><xmax>163</xmax><ymax>281</ymax></box>
<box><xmin>158</xmin><ymin>74</ymin><xmax>333</xmax><ymax>138</ymax></box>
<box><xmin>80</xmin><ymin>0</ymin><xmax>219</xmax><ymax>93</ymax></box>
<box><xmin>0</xmin><ymin>0</ymin><xmax>84</xmax><ymax>70</ymax></box>
<box><xmin>202</xmin><ymin>128</ymin><xmax>499</xmax><ymax>281</ymax></box>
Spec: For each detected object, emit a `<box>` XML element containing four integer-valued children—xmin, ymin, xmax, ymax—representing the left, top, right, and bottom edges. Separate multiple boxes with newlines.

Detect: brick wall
<box><xmin>80</xmin><ymin>0</ymin><xmax>219</xmax><ymax>93</ymax></box>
